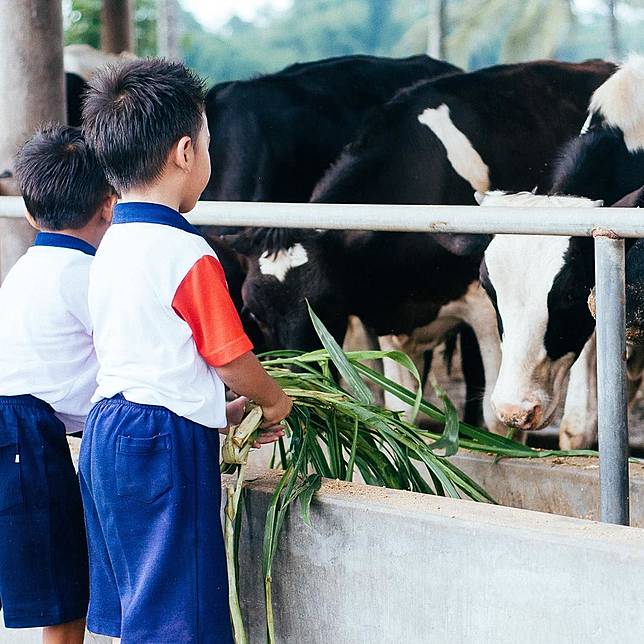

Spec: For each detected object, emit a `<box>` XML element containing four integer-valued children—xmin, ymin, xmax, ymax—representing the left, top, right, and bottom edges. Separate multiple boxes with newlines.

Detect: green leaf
<box><xmin>346</xmin><ymin>349</ymin><xmax>423</xmax><ymax>420</ymax></box>
<box><xmin>299</xmin><ymin>474</ymin><xmax>322</xmax><ymax>527</ymax></box>
<box><xmin>306</xmin><ymin>301</ymin><xmax>373</xmax><ymax>405</ymax></box>
<box><xmin>425</xmin><ymin>374</ymin><xmax>460</xmax><ymax>456</ymax></box>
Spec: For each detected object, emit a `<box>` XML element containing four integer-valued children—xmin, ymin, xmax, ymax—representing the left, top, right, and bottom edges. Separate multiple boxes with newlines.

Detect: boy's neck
<box><xmin>120</xmin><ymin>186</ymin><xmax>182</xmax><ymax>213</ymax></box>
<box><xmin>43</xmin><ymin>227</ymin><xmax>101</xmax><ymax>250</ymax></box>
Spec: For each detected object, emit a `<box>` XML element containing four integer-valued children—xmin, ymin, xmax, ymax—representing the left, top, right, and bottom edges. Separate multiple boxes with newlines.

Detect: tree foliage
<box><xmin>63</xmin><ymin>0</ymin><xmax>157</xmax><ymax>55</ymax></box>
<box><xmin>62</xmin><ymin>0</ymin><xmax>644</xmax><ymax>85</ymax></box>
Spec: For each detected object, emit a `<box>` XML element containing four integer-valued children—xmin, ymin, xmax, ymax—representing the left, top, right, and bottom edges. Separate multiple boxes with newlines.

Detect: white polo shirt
<box><xmin>89</xmin><ymin>202</ymin><xmax>253</xmax><ymax>428</ymax></box>
<box><xmin>0</xmin><ymin>232</ymin><xmax>98</xmax><ymax>433</ymax></box>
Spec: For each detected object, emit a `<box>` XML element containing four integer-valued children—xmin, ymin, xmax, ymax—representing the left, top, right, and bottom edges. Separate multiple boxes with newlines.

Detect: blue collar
<box><xmin>34</xmin><ymin>232</ymin><xmax>96</xmax><ymax>256</ymax></box>
<box><xmin>112</xmin><ymin>202</ymin><xmax>201</xmax><ymax>236</ymax></box>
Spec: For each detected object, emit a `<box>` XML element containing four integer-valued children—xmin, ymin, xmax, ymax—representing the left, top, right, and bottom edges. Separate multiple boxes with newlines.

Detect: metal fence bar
<box><xmin>594</xmin><ymin>236</ymin><xmax>630</xmax><ymax>525</ymax></box>
<box><xmin>0</xmin><ymin>194</ymin><xmax>637</xmax><ymax>525</ymax></box>
<box><xmin>1</xmin><ymin>196</ymin><xmax>644</xmax><ymax>237</ymax></box>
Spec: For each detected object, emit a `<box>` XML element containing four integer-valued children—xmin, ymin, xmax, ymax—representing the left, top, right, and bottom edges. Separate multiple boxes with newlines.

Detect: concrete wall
<box><xmin>236</xmin><ymin>469</ymin><xmax>644</xmax><ymax>644</ymax></box>
<box><xmin>451</xmin><ymin>451</ymin><xmax>644</xmax><ymax>525</ymax></box>
<box><xmin>5</xmin><ymin>458</ymin><xmax>644</xmax><ymax>642</ymax></box>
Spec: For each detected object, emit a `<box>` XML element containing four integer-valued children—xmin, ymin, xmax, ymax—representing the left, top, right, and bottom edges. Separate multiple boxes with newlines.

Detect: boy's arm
<box><xmin>172</xmin><ymin>253</ymin><xmax>292</xmax><ymax>427</ymax></box>
<box><xmin>216</xmin><ymin>352</ymin><xmax>292</xmax><ymax>427</ymax></box>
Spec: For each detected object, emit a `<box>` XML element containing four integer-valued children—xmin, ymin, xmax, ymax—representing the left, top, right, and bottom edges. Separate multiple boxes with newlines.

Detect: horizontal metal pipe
<box><xmin>1</xmin><ymin>196</ymin><xmax>644</xmax><ymax>237</ymax></box>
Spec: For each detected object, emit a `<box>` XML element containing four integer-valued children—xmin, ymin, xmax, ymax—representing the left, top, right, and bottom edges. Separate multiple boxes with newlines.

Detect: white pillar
<box><xmin>157</xmin><ymin>0</ymin><xmax>179</xmax><ymax>60</ymax></box>
<box><xmin>0</xmin><ymin>0</ymin><xmax>66</xmax><ymax>280</ymax></box>
<box><xmin>101</xmin><ymin>0</ymin><xmax>134</xmax><ymax>54</ymax></box>
<box><xmin>426</xmin><ymin>0</ymin><xmax>447</xmax><ymax>60</ymax></box>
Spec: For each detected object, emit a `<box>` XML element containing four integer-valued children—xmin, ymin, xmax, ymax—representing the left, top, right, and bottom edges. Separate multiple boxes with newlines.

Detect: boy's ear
<box><xmin>100</xmin><ymin>193</ymin><xmax>117</xmax><ymax>225</ymax></box>
<box><xmin>173</xmin><ymin>135</ymin><xmax>194</xmax><ymax>172</ymax></box>
<box><xmin>24</xmin><ymin>211</ymin><xmax>40</xmax><ymax>231</ymax></box>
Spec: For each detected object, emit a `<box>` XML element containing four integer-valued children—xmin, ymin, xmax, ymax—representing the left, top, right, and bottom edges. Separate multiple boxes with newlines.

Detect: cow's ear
<box><xmin>433</xmin><ymin>233</ymin><xmax>492</xmax><ymax>257</ymax></box>
<box><xmin>223</xmin><ymin>231</ymin><xmax>254</xmax><ymax>256</ymax></box>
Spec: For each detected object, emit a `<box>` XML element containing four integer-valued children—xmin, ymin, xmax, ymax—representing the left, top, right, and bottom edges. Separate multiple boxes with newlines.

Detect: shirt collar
<box><xmin>112</xmin><ymin>202</ymin><xmax>201</xmax><ymax>237</ymax></box>
<box><xmin>34</xmin><ymin>232</ymin><xmax>96</xmax><ymax>256</ymax></box>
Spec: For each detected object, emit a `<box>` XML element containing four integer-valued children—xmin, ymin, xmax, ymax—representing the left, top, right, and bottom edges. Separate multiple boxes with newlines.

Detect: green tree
<box><xmin>63</xmin><ymin>0</ymin><xmax>157</xmax><ymax>55</ymax></box>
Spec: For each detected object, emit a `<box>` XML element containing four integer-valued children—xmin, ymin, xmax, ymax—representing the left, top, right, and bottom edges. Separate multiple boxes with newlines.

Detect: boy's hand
<box><xmin>225</xmin><ymin>395</ymin><xmax>248</xmax><ymax>427</ymax></box>
<box><xmin>261</xmin><ymin>391</ymin><xmax>293</xmax><ymax>429</ymax></box>
<box><xmin>224</xmin><ymin>394</ymin><xmax>288</xmax><ymax>448</ymax></box>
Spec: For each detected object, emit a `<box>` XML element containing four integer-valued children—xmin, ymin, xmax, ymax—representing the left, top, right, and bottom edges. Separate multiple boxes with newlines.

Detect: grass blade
<box><xmin>307</xmin><ymin>300</ymin><xmax>373</xmax><ymax>404</ymax></box>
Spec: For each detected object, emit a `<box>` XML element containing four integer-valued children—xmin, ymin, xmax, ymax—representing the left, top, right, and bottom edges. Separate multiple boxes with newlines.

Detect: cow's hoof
<box><xmin>559</xmin><ymin>426</ymin><xmax>595</xmax><ymax>450</ymax></box>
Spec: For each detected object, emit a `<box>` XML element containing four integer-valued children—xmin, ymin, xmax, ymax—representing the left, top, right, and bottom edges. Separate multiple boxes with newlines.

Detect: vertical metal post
<box><xmin>594</xmin><ymin>234</ymin><xmax>629</xmax><ymax>525</ymax></box>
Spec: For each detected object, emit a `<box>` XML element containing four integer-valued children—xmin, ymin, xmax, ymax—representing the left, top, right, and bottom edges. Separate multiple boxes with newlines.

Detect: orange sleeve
<box><xmin>172</xmin><ymin>255</ymin><xmax>253</xmax><ymax>367</ymax></box>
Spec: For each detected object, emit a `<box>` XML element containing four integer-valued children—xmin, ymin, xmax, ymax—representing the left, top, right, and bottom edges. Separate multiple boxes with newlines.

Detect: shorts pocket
<box><xmin>0</xmin><ymin>421</ymin><xmax>23</xmax><ymax>511</ymax></box>
<box><xmin>116</xmin><ymin>433</ymin><xmax>172</xmax><ymax>503</ymax></box>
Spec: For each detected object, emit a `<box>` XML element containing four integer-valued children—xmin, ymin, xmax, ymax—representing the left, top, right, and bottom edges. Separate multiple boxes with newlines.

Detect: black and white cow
<box><xmin>622</xmin><ymin>186</ymin><xmax>644</xmax><ymax>344</ymax></box>
<box><xmin>479</xmin><ymin>191</ymin><xmax>601</xmax><ymax>445</ymax></box>
<box><xmin>65</xmin><ymin>72</ymin><xmax>88</xmax><ymax>127</ymax></box>
<box><xmin>202</xmin><ymin>54</ymin><xmax>460</xmax><ymax>207</ymax></box>
<box><xmin>480</xmin><ymin>55</ymin><xmax>644</xmax><ymax>447</ymax></box>
<box><xmin>231</xmin><ymin>59</ymin><xmax>615</xmax><ymax>431</ymax></box>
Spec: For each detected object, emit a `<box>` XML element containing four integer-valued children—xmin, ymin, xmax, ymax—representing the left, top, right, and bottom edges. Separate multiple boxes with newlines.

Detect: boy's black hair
<box><xmin>14</xmin><ymin>124</ymin><xmax>113</xmax><ymax>231</ymax></box>
<box><xmin>82</xmin><ymin>58</ymin><xmax>206</xmax><ymax>192</ymax></box>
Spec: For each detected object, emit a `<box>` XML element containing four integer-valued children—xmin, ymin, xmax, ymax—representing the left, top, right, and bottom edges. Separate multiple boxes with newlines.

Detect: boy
<box><xmin>80</xmin><ymin>59</ymin><xmax>292</xmax><ymax>643</ymax></box>
<box><xmin>0</xmin><ymin>125</ymin><xmax>115</xmax><ymax>643</ymax></box>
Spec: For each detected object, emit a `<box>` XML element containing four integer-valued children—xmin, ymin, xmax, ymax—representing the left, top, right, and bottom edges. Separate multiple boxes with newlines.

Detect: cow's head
<box><xmin>478</xmin><ymin>191</ymin><xmax>601</xmax><ymax>430</ymax></box>
<box><xmin>586</xmin><ymin>53</ymin><xmax>644</xmax><ymax>155</ymax></box>
<box><xmin>227</xmin><ymin>228</ymin><xmax>350</xmax><ymax>351</ymax></box>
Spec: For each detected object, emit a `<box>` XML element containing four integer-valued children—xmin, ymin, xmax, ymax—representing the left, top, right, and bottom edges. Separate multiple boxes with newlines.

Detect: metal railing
<box><xmin>1</xmin><ymin>195</ymin><xmax>640</xmax><ymax>525</ymax></box>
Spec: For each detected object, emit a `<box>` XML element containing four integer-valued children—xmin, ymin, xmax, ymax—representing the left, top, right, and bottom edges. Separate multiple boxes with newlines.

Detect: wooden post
<box><xmin>607</xmin><ymin>0</ymin><xmax>621</xmax><ymax>61</ymax></box>
<box><xmin>157</xmin><ymin>0</ymin><xmax>179</xmax><ymax>60</ymax></box>
<box><xmin>0</xmin><ymin>0</ymin><xmax>66</xmax><ymax>279</ymax></box>
<box><xmin>426</xmin><ymin>0</ymin><xmax>447</xmax><ymax>60</ymax></box>
<box><xmin>102</xmin><ymin>0</ymin><xmax>134</xmax><ymax>54</ymax></box>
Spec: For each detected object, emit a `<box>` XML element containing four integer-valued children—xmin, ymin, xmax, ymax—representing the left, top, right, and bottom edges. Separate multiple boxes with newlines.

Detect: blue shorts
<box><xmin>79</xmin><ymin>395</ymin><xmax>233</xmax><ymax>644</ymax></box>
<box><xmin>0</xmin><ymin>395</ymin><xmax>89</xmax><ymax>628</ymax></box>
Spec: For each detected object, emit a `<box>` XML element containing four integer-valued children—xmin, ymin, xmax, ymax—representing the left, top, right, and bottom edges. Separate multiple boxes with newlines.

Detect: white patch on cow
<box><xmin>417</xmin><ymin>104</ymin><xmax>490</xmax><ymax>192</ymax></box>
<box><xmin>589</xmin><ymin>53</ymin><xmax>644</xmax><ymax>153</ymax></box>
<box><xmin>480</xmin><ymin>191</ymin><xmax>601</xmax><ymax>430</ymax></box>
<box><xmin>259</xmin><ymin>243</ymin><xmax>308</xmax><ymax>282</ymax></box>
<box><xmin>477</xmin><ymin>190</ymin><xmax>602</xmax><ymax>208</ymax></box>
<box><xmin>64</xmin><ymin>44</ymin><xmax>136</xmax><ymax>81</ymax></box>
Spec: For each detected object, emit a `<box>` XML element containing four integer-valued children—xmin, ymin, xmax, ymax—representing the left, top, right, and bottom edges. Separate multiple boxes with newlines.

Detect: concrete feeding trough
<box><xmin>233</xmin><ymin>468</ymin><xmax>644</xmax><ymax>644</ymax></box>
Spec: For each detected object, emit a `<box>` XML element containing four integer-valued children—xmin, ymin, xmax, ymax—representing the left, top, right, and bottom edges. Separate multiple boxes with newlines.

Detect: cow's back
<box><xmin>202</xmin><ymin>55</ymin><xmax>459</xmax><ymax>203</ymax></box>
<box><xmin>312</xmin><ymin>59</ymin><xmax>616</xmax><ymax>206</ymax></box>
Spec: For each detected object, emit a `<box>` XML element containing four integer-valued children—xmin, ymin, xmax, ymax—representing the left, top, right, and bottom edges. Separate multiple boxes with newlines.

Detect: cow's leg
<box><xmin>559</xmin><ymin>334</ymin><xmax>597</xmax><ymax>450</ymax></box>
<box><xmin>378</xmin><ymin>333</ymin><xmax>425</xmax><ymax>418</ymax></box>
<box><xmin>378</xmin><ymin>313</ymin><xmax>463</xmax><ymax>420</ymax></box>
<box><xmin>626</xmin><ymin>343</ymin><xmax>644</xmax><ymax>402</ymax></box>
<box><xmin>447</xmin><ymin>284</ymin><xmax>506</xmax><ymax>437</ymax></box>
<box><xmin>459</xmin><ymin>323</ymin><xmax>485</xmax><ymax>426</ymax></box>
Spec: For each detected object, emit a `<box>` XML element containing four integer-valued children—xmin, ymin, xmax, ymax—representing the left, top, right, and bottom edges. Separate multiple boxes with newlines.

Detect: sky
<box><xmin>179</xmin><ymin>0</ymin><xmax>639</xmax><ymax>32</ymax></box>
<box><xmin>180</xmin><ymin>0</ymin><xmax>292</xmax><ymax>31</ymax></box>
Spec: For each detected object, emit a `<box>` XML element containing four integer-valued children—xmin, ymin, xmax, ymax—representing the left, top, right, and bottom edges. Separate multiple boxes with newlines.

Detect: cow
<box><xmin>201</xmin><ymin>54</ymin><xmax>460</xmax><ymax>208</ymax></box>
<box><xmin>479</xmin><ymin>191</ymin><xmax>601</xmax><ymax>447</ymax></box>
<box><xmin>65</xmin><ymin>72</ymin><xmax>88</xmax><ymax>127</ymax></box>
<box><xmin>479</xmin><ymin>54</ymin><xmax>644</xmax><ymax>448</ymax></box>
<box><xmin>550</xmin><ymin>54</ymin><xmax>644</xmax><ymax>205</ymax></box>
<box><xmin>230</xmin><ymin>59</ymin><xmax>615</xmax><ymax>432</ymax></box>
<box><xmin>622</xmin><ymin>186</ymin><xmax>644</xmax><ymax>344</ymax></box>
